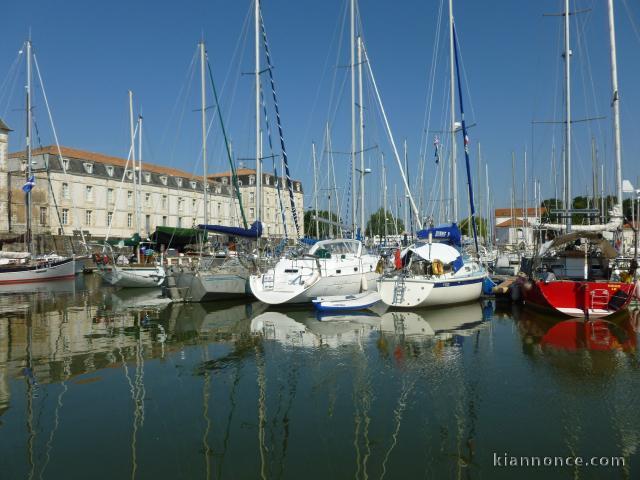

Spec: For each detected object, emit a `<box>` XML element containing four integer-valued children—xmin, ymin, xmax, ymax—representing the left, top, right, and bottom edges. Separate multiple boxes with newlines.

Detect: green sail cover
<box><xmin>151</xmin><ymin>226</ymin><xmax>207</xmax><ymax>250</ymax></box>
<box><xmin>106</xmin><ymin>232</ymin><xmax>142</xmax><ymax>248</ymax></box>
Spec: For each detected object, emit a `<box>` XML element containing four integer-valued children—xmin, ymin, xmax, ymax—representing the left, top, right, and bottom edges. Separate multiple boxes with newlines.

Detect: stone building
<box><xmin>0</xmin><ymin>121</ymin><xmax>303</xmax><ymax>242</ymax></box>
<box><xmin>494</xmin><ymin>207</ymin><xmax>547</xmax><ymax>246</ymax></box>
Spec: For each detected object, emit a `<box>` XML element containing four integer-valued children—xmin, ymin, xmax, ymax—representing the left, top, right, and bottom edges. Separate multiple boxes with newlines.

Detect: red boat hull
<box><xmin>521</xmin><ymin>279</ymin><xmax>636</xmax><ymax>318</ymax></box>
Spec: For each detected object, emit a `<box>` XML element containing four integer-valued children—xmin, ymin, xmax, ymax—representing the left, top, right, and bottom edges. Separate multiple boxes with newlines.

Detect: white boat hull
<box><xmin>173</xmin><ymin>268</ymin><xmax>249</xmax><ymax>302</ymax></box>
<box><xmin>312</xmin><ymin>291</ymin><xmax>381</xmax><ymax>312</ymax></box>
<box><xmin>378</xmin><ymin>272</ymin><xmax>486</xmax><ymax>308</ymax></box>
<box><xmin>0</xmin><ymin>258</ymin><xmax>76</xmax><ymax>285</ymax></box>
<box><xmin>98</xmin><ymin>265</ymin><xmax>165</xmax><ymax>288</ymax></box>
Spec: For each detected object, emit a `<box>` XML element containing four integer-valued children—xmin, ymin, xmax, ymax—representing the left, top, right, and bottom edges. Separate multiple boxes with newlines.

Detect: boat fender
<box><xmin>360</xmin><ymin>274</ymin><xmax>368</xmax><ymax>292</ymax></box>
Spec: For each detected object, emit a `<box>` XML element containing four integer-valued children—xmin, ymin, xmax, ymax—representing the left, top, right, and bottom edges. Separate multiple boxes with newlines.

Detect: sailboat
<box><xmin>96</xmin><ymin>92</ymin><xmax>165</xmax><ymax>288</ymax></box>
<box><xmin>378</xmin><ymin>10</ymin><xmax>487</xmax><ymax>308</ymax></box>
<box><xmin>0</xmin><ymin>40</ymin><xmax>76</xmax><ymax>285</ymax></box>
<box><xmin>250</xmin><ymin>0</ymin><xmax>382</xmax><ymax>305</ymax></box>
<box><xmin>521</xmin><ymin>0</ymin><xmax>635</xmax><ymax>318</ymax></box>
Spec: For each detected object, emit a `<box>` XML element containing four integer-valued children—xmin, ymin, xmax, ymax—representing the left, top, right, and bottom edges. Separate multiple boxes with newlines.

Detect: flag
<box><xmin>433</xmin><ymin>136</ymin><xmax>440</xmax><ymax>164</ymax></box>
<box><xmin>464</xmin><ymin>134</ymin><xmax>470</xmax><ymax>154</ymax></box>
<box><xmin>22</xmin><ymin>175</ymin><xmax>35</xmax><ymax>193</ymax></box>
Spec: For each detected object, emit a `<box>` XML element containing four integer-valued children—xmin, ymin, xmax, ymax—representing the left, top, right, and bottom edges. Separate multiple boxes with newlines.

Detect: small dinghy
<box><xmin>312</xmin><ymin>291</ymin><xmax>381</xmax><ymax>312</ymax></box>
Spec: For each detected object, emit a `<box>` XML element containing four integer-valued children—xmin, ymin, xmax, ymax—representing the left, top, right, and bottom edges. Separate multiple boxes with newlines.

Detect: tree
<box><xmin>458</xmin><ymin>216</ymin><xmax>488</xmax><ymax>240</ymax></box>
<box><xmin>540</xmin><ymin>198</ymin><xmax>563</xmax><ymax>223</ymax></box>
<box><xmin>365</xmin><ymin>208</ymin><xmax>404</xmax><ymax>238</ymax></box>
<box><xmin>304</xmin><ymin>209</ymin><xmax>342</xmax><ymax>238</ymax></box>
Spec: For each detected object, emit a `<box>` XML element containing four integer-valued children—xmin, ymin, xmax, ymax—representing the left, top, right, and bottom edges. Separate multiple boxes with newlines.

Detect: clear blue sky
<box><xmin>2</xmin><ymin>0</ymin><xmax>639</xmax><ymax>223</ymax></box>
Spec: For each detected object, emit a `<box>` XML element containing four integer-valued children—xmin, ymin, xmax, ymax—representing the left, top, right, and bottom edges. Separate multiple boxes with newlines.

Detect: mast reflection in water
<box><xmin>0</xmin><ymin>275</ymin><xmax>638</xmax><ymax>479</ymax></box>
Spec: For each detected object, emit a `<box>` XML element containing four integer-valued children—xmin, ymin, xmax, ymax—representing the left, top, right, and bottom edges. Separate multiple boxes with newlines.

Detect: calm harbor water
<box><xmin>1</xmin><ymin>274</ymin><xmax>639</xmax><ymax>479</ymax></box>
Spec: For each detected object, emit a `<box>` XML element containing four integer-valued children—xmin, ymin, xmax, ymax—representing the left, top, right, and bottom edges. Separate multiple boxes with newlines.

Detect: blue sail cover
<box><xmin>416</xmin><ymin>223</ymin><xmax>462</xmax><ymax>247</ymax></box>
<box><xmin>198</xmin><ymin>221</ymin><xmax>263</xmax><ymax>239</ymax></box>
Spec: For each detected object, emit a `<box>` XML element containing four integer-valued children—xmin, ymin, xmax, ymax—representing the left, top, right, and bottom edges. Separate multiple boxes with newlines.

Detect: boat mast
<box><xmin>325</xmin><ymin>123</ymin><xmax>333</xmax><ymax>238</ymax></box>
<box><xmin>128</xmin><ymin>90</ymin><xmax>139</xmax><ymax>234</ymax></box>
<box><xmin>449</xmin><ymin>0</ymin><xmax>458</xmax><ymax>223</ymax></box>
<box><xmin>350</xmin><ymin>0</ymin><xmax>357</xmax><ymax>238</ymax></box>
<box><xmin>200</xmin><ymin>41</ymin><xmax>208</xmax><ymax>227</ymax></box>
<box><xmin>563</xmin><ymin>0</ymin><xmax>572</xmax><ymax>232</ymax></box>
<box><xmin>382</xmin><ymin>152</ymin><xmax>388</xmax><ymax>242</ymax></box>
<box><xmin>25</xmin><ymin>40</ymin><xmax>33</xmax><ymax>252</ymax></box>
<box><xmin>255</xmin><ymin>0</ymin><xmax>262</xmax><ymax>228</ymax></box>
<box><xmin>138</xmin><ymin>114</ymin><xmax>144</xmax><ymax>236</ymax></box>
<box><xmin>607</xmin><ymin>0</ymin><xmax>623</xmax><ymax>226</ymax></box>
<box><xmin>358</xmin><ymin>35</ymin><xmax>365</xmax><ymax>240</ymax></box>
<box><xmin>312</xmin><ymin>141</ymin><xmax>320</xmax><ymax>238</ymax></box>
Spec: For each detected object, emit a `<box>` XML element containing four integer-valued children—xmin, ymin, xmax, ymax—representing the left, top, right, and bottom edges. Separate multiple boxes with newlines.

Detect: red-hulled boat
<box><xmin>521</xmin><ymin>231</ymin><xmax>637</xmax><ymax>318</ymax></box>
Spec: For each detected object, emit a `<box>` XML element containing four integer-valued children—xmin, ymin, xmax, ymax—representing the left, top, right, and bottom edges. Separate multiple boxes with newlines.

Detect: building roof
<box><xmin>496</xmin><ymin>218</ymin><xmax>531</xmax><ymax>228</ymax></box>
<box><xmin>494</xmin><ymin>207</ymin><xmax>547</xmax><ymax>217</ymax></box>
<box><xmin>208</xmin><ymin>168</ymin><xmax>301</xmax><ymax>184</ymax></box>
<box><xmin>9</xmin><ymin>145</ymin><xmax>200</xmax><ymax>180</ymax></box>
<box><xmin>0</xmin><ymin>118</ymin><xmax>12</xmax><ymax>132</ymax></box>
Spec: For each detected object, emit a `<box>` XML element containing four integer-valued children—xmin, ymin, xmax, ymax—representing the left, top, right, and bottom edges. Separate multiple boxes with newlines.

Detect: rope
<box><xmin>259</xmin><ymin>8</ymin><xmax>300</xmax><ymax>239</ymax></box>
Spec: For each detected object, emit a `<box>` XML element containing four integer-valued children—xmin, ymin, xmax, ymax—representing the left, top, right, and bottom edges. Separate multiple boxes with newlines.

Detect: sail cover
<box><xmin>416</xmin><ymin>223</ymin><xmax>462</xmax><ymax>247</ymax></box>
<box><xmin>198</xmin><ymin>221</ymin><xmax>263</xmax><ymax>239</ymax></box>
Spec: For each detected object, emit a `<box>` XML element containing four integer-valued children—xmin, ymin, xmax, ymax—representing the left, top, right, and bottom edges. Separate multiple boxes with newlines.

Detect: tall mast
<box><xmin>382</xmin><ymin>152</ymin><xmax>388</xmax><ymax>241</ymax></box>
<box><xmin>485</xmin><ymin>162</ymin><xmax>490</xmax><ymax>247</ymax></box>
<box><xmin>255</xmin><ymin>0</ymin><xmax>262</xmax><ymax>227</ymax></box>
<box><xmin>25</xmin><ymin>40</ymin><xmax>33</xmax><ymax>251</ymax></box>
<box><xmin>403</xmin><ymin>140</ymin><xmax>408</xmax><ymax>232</ymax></box>
<box><xmin>523</xmin><ymin>147</ymin><xmax>528</xmax><ymax>243</ymax></box>
<box><xmin>138</xmin><ymin>115</ymin><xmax>144</xmax><ymax>236</ymax></box>
<box><xmin>350</xmin><ymin>0</ymin><xmax>356</xmax><ymax>238</ymax></box>
<box><xmin>199</xmin><ymin>41</ymin><xmax>208</xmax><ymax>226</ymax></box>
<box><xmin>325</xmin><ymin>123</ymin><xmax>333</xmax><ymax>238</ymax></box>
<box><xmin>358</xmin><ymin>35</ymin><xmax>365</xmax><ymax>239</ymax></box>
<box><xmin>607</xmin><ymin>0</ymin><xmax>623</xmax><ymax>222</ymax></box>
<box><xmin>563</xmin><ymin>0</ymin><xmax>572</xmax><ymax>232</ymax></box>
<box><xmin>449</xmin><ymin>0</ymin><xmax>458</xmax><ymax>222</ymax></box>
<box><xmin>312</xmin><ymin>142</ymin><xmax>319</xmax><ymax>238</ymax></box>
<box><xmin>128</xmin><ymin>90</ymin><xmax>138</xmax><ymax>234</ymax></box>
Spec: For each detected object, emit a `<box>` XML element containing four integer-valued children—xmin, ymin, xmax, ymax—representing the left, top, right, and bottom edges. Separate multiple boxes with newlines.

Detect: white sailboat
<box><xmin>0</xmin><ymin>40</ymin><xmax>76</xmax><ymax>285</ymax></box>
<box><xmin>96</xmin><ymin>92</ymin><xmax>165</xmax><ymax>288</ymax></box>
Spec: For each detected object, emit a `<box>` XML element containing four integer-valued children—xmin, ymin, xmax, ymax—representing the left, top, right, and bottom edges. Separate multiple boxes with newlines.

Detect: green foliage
<box><xmin>365</xmin><ymin>208</ymin><xmax>404</xmax><ymax>238</ymax></box>
<box><xmin>458</xmin><ymin>216</ymin><xmax>488</xmax><ymax>239</ymax></box>
<box><xmin>304</xmin><ymin>209</ymin><xmax>341</xmax><ymax>238</ymax></box>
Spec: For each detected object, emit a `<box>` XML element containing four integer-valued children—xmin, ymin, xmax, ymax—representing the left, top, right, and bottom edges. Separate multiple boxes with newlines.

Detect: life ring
<box><xmin>432</xmin><ymin>259</ymin><xmax>444</xmax><ymax>276</ymax></box>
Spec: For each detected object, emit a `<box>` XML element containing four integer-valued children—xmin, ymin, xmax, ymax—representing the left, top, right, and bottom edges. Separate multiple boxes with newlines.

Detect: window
<box><xmin>222</xmin><ymin>177</ymin><xmax>228</xmax><ymax>185</ymax></box>
<box><xmin>39</xmin><ymin>207</ymin><xmax>47</xmax><ymax>226</ymax></box>
<box><xmin>83</xmin><ymin>162</ymin><xmax>93</xmax><ymax>174</ymax></box>
<box><xmin>144</xmin><ymin>172</ymin><xmax>151</xmax><ymax>183</ymax></box>
<box><xmin>127</xmin><ymin>170</ymin><xmax>134</xmax><ymax>180</ymax></box>
<box><xmin>145</xmin><ymin>215</ymin><xmax>151</xmax><ymax>233</ymax></box>
<box><xmin>61</xmin><ymin>182</ymin><xmax>70</xmax><ymax>199</ymax></box>
<box><xmin>177</xmin><ymin>217</ymin><xmax>182</xmax><ymax>228</ymax></box>
<box><xmin>127</xmin><ymin>191</ymin><xmax>133</xmax><ymax>206</ymax></box>
<box><xmin>295</xmin><ymin>183</ymin><xmax>300</xmax><ymax>192</ymax></box>
<box><xmin>249</xmin><ymin>192</ymin><xmax>255</xmax><ymax>203</ymax></box>
<box><xmin>160</xmin><ymin>175</ymin><xmax>168</xmax><ymax>186</ymax></box>
<box><xmin>62</xmin><ymin>158</ymin><xmax>69</xmax><ymax>171</ymax></box>
<box><xmin>217</xmin><ymin>203</ymin><xmax>222</xmax><ymax>217</ymax></box>
<box><xmin>85</xmin><ymin>185</ymin><xmax>93</xmax><ymax>201</ymax></box>
<box><xmin>127</xmin><ymin>213</ymin><xmax>133</xmax><ymax>228</ymax></box>
<box><xmin>190</xmin><ymin>180</ymin><xmax>197</xmax><ymax>189</ymax></box>
<box><xmin>175</xmin><ymin>177</ymin><xmax>183</xmax><ymax>187</ymax></box>
<box><xmin>249</xmin><ymin>207</ymin><xmax>255</xmax><ymax>219</ymax></box>
<box><xmin>161</xmin><ymin>195</ymin><xmax>167</xmax><ymax>209</ymax></box>
<box><xmin>106</xmin><ymin>165</ymin><xmax>114</xmax><ymax>177</ymax></box>
<box><xmin>62</xmin><ymin>208</ymin><xmax>69</xmax><ymax>225</ymax></box>
<box><xmin>107</xmin><ymin>188</ymin><xmax>114</xmax><ymax>204</ymax></box>
<box><xmin>237</xmin><ymin>180</ymin><xmax>243</xmax><ymax>186</ymax></box>
<box><xmin>215</xmin><ymin>185</ymin><xmax>222</xmax><ymax>194</ymax></box>
<box><xmin>145</xmin><ymin>193</ymin><xmax>151</xmax><ymax>205</ymax></box>
<box><xmin>178</xmin><ymin>197</ymin><xmax>184</xmax><ymax>213</ymax></box>
<box><xmin>265</xmin><ymin>175</ymin><xmax>270</xmax><ymax>186</ymax></box>
<box><xmin>162</xmin><ymin>216</ymin><xmax>167</xmax><ymax>226</ymax></box>
<box><xmin>249</xmin><ymin>175</ymin><xmax>255</xmax><ymax>186</ymax></box>
<box><xmin>192</xmin><ymin>198</ymin><xmax>196</xmax><ymax>210</ymax></box>
<box><xmin>85</xmin><ymin>210</ymin><xmax>93</xmax><ymax>226</ymax></box>
<box><xmin>107</xmin><ymin>211</ymin><xmax>113</xmax><ymax>226</ymax></box>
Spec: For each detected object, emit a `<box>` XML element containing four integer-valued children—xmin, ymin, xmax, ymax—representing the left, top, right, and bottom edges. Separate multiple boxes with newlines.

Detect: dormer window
<box><xmin>295</xmin><ymin>183</ymin><xmax>300</xmax><ymax>192</ymax></box>
<box><xmin>127</xmin><ymin>170</ymin><xmax>134</xmax><ymax>180</ymax></box>
<box><xmin>175</xmin><ymin>177</ymin><xmax>183</xmax><ymax>187</ymax></box>
<box><xmin>144</xmin><ymin>172</ymin><xmax>151</xmax><ymax>183</ymax></box>
<box><xmin>248</xmin><ymin>175</ymin><xmax>255</xmax><ymax>186</ymax></box>
<box><xmin>190</xmin><ymin>180</ymin><xmax>197</xmax><ymax>189</ymax></box>
<box><xmin>222</xmin><ymin>178</ymin><xmax>228</xmax><ymax>185</ymax></box>
<box><xmin>238</xmin><ymin>180</ymin><xmax>243</xmax><ymax>186</ymax></box>
<box><xmin>215</xmin><ymin>185</ymin><xmax>221</xmax><ymax>194</ymax></box>
<box><xmin>62</xmin><ymin>158</ymin><xmax>69</xmax><ymax>171</ymax></box>
<box><xmin>265</xmin><ymin>175</ymin><xmax>270</xmax><ymax>186</ymax></box>
<box><xmin>160</xmin><ymin>175</ymin><xmax>168</xmax><ymax>186</ymax></box>
<box><xmin>106</xmin><ymin>166</ymin><xmax>114</xmax><ymax>177</ymax></box>
<box><xmin>83</xmin><ymin>162</ymin><xmax>94</xmax><ymax>174</ymax></box>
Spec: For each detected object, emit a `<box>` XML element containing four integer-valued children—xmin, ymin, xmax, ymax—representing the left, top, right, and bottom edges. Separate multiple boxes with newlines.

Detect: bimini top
<box><xmin>537</xmin><ymin>231</ymin><xmax>618</xmax><ymax>259</ymax></box>
<box><xmin>416</xmin><ymin>223</ymin><xmax>461</xmax><ymax>247</ymax></box>
<box><xmin>309</xmin><ymin>239</ymin><xmax>362</xmax><ymax>256</ymax></box>
<box><xmin>405</xmin><ymin>242</ymin><xmax>464</xmax><ymax>271</ymax></box>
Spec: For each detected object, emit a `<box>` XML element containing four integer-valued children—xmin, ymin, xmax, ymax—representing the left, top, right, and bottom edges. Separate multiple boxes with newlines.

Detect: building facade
<box><xmin>0</xmin><ymin>124</ymin><xmax>303</xmax><ymax>241</ymax></box>
<box><xmin>494</xmin><ymin>207</ymin><xmax>546</xmax><ymax>246</ymax></box>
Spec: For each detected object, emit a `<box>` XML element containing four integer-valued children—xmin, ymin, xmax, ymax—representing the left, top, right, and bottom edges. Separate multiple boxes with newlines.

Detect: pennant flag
<box><xmin>433</xmin><ymin>136</ymin><xmax>440</xmax><ymax>164</ymax></box>
<box><xmin>22</xmin><ymin>175</ymin><xmax>35</xmax><ymax>193</ymax></box>
<box><xmin>464</xmin><ymin>134</ymin><xmax>470</xmax><ymax>154</ymax></box>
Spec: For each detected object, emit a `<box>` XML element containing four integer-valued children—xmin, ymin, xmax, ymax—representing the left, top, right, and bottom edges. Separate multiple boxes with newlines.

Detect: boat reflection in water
<box><xmin>515</xmin><ymin>305</ymin><xmax>639</xmax><ymax>361</ymax></box>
